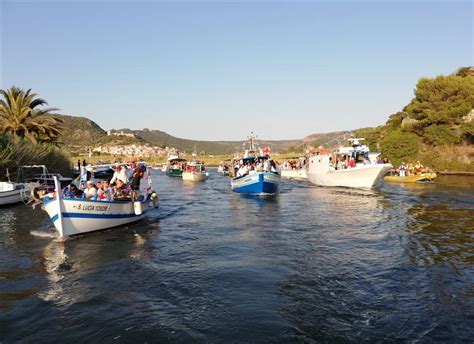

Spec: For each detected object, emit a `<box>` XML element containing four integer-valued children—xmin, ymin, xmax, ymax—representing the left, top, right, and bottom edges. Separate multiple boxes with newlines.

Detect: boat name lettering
<box><xmin>74</xmin><ymin>203</ymin><xmax>110</xmax><ymax>212</ymax></box>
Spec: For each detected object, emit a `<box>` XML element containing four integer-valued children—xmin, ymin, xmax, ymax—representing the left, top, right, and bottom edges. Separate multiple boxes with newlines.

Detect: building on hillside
<box><xmin>107</xmin><ymin>130</ymin><xmax>135</xmax><ymax>138</ymax></box>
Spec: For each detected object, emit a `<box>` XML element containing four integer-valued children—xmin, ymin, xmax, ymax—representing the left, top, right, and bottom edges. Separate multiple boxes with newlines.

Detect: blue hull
<box><xmin>231</xmin><ymin>172</ymin><xmax>280</xmax><ymax>195</ymax></box>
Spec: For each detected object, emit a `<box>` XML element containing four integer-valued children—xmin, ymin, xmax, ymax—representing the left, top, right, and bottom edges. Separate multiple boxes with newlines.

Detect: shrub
<box><xmin>460</xmin><ymin>122</ymin><xmax>474</xmax><ymax>144</ymax></box>
<box><xmin>423</xmin><ymin>125</ymin><xmax>460</xmax><ymax>146</ymax></box>
<box><xmin>380</xmin><ymin>130</ymin><xmax>420</xmax><ymax>165</ymax></box>
<box><xmin>0</xmin><ymin>135</ymin><xmax>72</xmax><ymax>178</ymax></box>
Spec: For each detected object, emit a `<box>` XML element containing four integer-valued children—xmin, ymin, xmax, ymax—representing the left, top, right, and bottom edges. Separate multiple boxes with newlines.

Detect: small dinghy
<box><xmin>384</xmin><ymin>172</ymin><xmax>437</xmax><ymax>183</ymax></box>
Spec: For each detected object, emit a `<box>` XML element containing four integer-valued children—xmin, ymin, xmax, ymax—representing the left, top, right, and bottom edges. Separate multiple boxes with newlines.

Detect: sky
<box><xmin>0</xmin><ymin>0</ymin><xmax>472</xmax><ymax>141</ymax></box>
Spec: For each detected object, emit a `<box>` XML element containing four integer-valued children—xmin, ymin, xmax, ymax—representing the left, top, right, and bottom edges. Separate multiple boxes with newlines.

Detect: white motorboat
<box><xmin>0</xmin><ymin>182</ymin><xmax>32</xmax><ymax>206</ymax></box>
<box><xmin>182</xmin><ymin>157</ymin><xmax>209</xmax><ymax>182</ymax></box>
<box><xmin>0</xmin><ymin>166</ymin><xmax>45</xmax><ymax>206</ymax></box>
<box><xmin>307</xmin><ymin>138</ymin><xmax>392</xmax><ymax>188</ymax></box>
<box><xmin>41</xmin><ymin>177</ymin><xmax>159</xmax><ymax>240</ymax></box>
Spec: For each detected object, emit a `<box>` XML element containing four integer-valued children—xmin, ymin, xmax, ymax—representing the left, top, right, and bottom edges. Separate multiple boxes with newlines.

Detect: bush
<box><xmin>460</xmin><ymin>122</ymin><xmax>474</xmax><ymax>144</ymax></box>
<box><xmin>423</xmin><ymin>125</ymin><xmax>460</xmax><ymax>146</ymax></box>
<box><xmin>380</xmin><ymin>130</ymin><xmax>420</xmax><ymax>165</ymax></box>
<box><xmin>0</xmin><ymin>135</ymin><xmax>72</xmax><ymax>178</ymax></box>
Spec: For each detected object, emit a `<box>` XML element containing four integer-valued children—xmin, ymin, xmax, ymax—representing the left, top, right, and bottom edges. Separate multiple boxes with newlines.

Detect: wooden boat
<box><xmin>41</xmin><ymin>177</ymin><xmax>159</xmax><ymax>240</ymax></box>
<box><xmin>230</xmin><ymin>133</ymin><xmax>281</xmax><ymax>195</ymax></box>
<box><xmin>384</xmin><ymin>172</ymin><xmax>437</xmax><ymax>183</ymax></box>
<box><xmin>182</xmin><ymin>157</ymin><xmax>209</xmax><ymax>182</ymax></box>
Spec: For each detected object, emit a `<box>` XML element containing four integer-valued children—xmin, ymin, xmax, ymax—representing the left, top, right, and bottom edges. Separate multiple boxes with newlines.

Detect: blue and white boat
<box><xmin>230</xmin><ymin>132</ymin><xmax>281</xmax><ymax>195</ymax></box>
<box><xmin>41</xmin><ymin>177</ymin><xmax>159</xmax><ymax>240</ymax></box>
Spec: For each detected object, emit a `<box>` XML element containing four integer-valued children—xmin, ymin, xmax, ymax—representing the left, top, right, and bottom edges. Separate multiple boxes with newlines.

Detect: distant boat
<box><xmin>41</xmin><ymin>177</ymin><xmax>159</xmax><ymax>240</ymax></box>
<box><xmin>307</xmin><ymin>138</ymin><xmax>392</xmax><ymax>188</ymax></box>
<box><xmin>165</xmin><ymin>153</ymin><xmax>187</xmax><ymax>177</ymax></box>
<box><xmin>384</xmin><ymin>172</ymin><xmax>437</xmax><ymax>183</ymax></box>
<box><xmin>281</xmin><ymin>157</ymin><xmax>308</xmax><ymax>180</ymax></box>
<box><xmin>182</xmin><ymin>155</ymin><xmax>209</xmax><ymax>182</ymax></box>
<box><xmin>230</xmin><ymin>132</ymin><xmax>281</xmax><ymax>195</ymax></box>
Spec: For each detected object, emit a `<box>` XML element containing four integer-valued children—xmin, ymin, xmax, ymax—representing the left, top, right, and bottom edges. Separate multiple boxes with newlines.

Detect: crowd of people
<box><xmin>396</xmin><ymin>161</ymin><xmax>428</xmax><ymax>176</ymax></box>
<box><xmin>282</xmin><ymin>159</ymin><xmax>306</xmax><ymax>171</ymax></box>
<box><xmin>327</xmin><ymin>154</ymin><xmax>390</xmax><ymax>171</ymax></box>
<box><xmin>231</xmin><ymin>158</ymin><xmax>280</xmax><ymax>178</ymax></box>
<box><xmin>64</xmin><ymin>161</ymin><xmax>148</xmax><ymax>201</ymax></box>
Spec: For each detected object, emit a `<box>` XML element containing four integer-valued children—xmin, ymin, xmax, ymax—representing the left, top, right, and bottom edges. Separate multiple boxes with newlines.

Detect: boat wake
<box><xmin>30</xmin><ymin>230</ymin><xmax>57</xmax><ymax>239</ymax></box>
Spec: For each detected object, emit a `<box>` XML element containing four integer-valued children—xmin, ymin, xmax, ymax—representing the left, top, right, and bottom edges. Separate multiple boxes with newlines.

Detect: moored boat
<box><xmin>307</xmin><ymin>138</ymin><xmax>392</xmax><ymax>188</ymax></box>
<box><xmin>165</xmin><ymin>153</ymin><xmax>186</xmax><ymax>177</ymax></box>
<box><xmin>182</xmin><ymin>156</ymin><xmax>209</xmax><ymax>182</ymax></box>
<box><xmin>230</xmin><ymin>132</ymin><xmax>281</xmax><ymax>195</ymax></box>
<box><xmin>384</xmin><ymin>172</ymin><xmax>437</xmax><ymax>183</ymax></box>
<box><xmin>0</xmin><ymin>182</ymin><xmax>34</xmax><ymax>206</ymax></box>
<box><xmin>41</xmin><ymin>177</ymin><xmax>159</xmax><ymax>240</ymax></box>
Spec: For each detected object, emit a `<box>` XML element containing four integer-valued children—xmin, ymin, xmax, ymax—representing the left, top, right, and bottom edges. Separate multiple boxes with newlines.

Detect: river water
<box><xmin>1</xmin><ymin>171</ymin><xmax>473</xmax><ymax>343</ymax></box>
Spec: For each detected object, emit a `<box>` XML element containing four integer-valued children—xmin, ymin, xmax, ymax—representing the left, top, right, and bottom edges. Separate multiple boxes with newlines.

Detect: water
<box><xmin>1</xmin><ymin>171</ymin><xmax>473</xmax><ymax>343</ymax></box>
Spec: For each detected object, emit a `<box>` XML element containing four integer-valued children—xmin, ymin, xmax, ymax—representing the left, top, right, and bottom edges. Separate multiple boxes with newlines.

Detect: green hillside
<box><xmin>57</xmin><ymin>115</ymin><xmax>106</xmax><ymax>152</ymax></box>
<box><xmin>355</xmin><ymin>67</ymin><xmax>474</xmax><ymax>172</ymax></box>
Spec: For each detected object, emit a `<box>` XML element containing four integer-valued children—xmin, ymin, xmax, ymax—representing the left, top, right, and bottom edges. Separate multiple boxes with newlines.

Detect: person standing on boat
<box><xmin>399</xmin><ymin>162</ymin><xmax>406</xmax><ymax>177</ymax></box>
<box><xmin>110</xmin><ymin>163</ymin><xmax>129</xmax><ymax>185</ymax></box>
<box><xmin>130</xmin><ymin>163</ymin><xmax>146</xmax><ymax>201</ymax></box>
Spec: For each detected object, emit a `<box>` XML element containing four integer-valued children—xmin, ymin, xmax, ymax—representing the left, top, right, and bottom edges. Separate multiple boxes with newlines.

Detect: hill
<box><xmin>354</xmin><ymin>67</ymin><xmax>474</xmax><ymax>172</ymax></box>
<box><xmin>57</xmin><ymin>115</ymin><xmax>106</xmax><ymax>152</ymax></box>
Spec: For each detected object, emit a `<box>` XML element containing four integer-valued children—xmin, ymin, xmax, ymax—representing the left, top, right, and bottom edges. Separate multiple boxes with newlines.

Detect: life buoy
<box><xmin>150</xmin><ymin>191</ymin><xmax>159</xmax><ymax>208</ymax></box>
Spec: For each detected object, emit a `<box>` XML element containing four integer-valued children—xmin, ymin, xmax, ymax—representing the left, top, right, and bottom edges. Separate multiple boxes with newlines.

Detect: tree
<box><xmin>380</xmin><ymin>130</ymin><xmax>420</xmax><ymax>166</ymax></box>
<box><xmin>0</xmin><ymin>86</ymin><xmax>63</xmax><ymax>144</ymax></box>
<box><xmin>423</xmin><ymin>124</ymin><xmax>460</xmax><ymax>146</ymax></box>
<box><xmin>403</xmin><ymin>75</ymin><xmax>474</xmax><ymax>129</ymax></box>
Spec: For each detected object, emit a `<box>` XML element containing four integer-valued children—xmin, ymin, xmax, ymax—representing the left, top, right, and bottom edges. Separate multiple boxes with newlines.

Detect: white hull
<box><xmin>0</xmin><ymin>189</ymin><xmax>23</xmax><ymax>206</ymax></box>
<box><xmin>281</xmin><ymin>169</ymin><xmax>307</xmax><ymax>179</ymax></box>
<box><xmin>43</xmin><ymin>198</ymin><xmax>150</xmax><ymax>239</ymax></box>
<box><xmin>182</xmin><ymin>172</ymin><xmax>209</xmax><ymax>181</ymax></box>
<box><xmin>0</xmin><ymin>182</ymin><xmax>37</xmax><ymax>206</ymax></box>
<box><xmin>307</xmin><ymin>164</ymin><xmax>392</xmax><ymax>188</ymax></box>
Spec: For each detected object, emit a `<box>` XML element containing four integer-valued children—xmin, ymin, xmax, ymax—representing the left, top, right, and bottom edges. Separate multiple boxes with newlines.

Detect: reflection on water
<box><xmin>0</xmin><ymin>172</ymin><xmax>473</xmax><ymax>342</ymax></box>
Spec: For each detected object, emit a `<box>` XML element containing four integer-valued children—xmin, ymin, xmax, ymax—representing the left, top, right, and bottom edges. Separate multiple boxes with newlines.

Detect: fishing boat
<box><xmin>230</xmin><ymin>132</ymin><xmax>281</xmax><ymax>195</ymax></box>
<box><xmin>165</xmin><ymin>152</ymin><xmax>186</xmax><ymax>177</ymax></box>
<box><xmin>40</xmin><ymin>176</ymin><xmax>159</xmax><ymax>240</ymax></box>
<box><xmin>182</xmin><ymin>155</ymin><xmax>209</xmax><ymax>181</ymax></box>
<box><xmin>307</xmin><ymin>138</ymin><xmax>392</xmax><ymax>188</ymax></box>
<box><xmin>384</xmin><ymin>172</ymin><xmax>437</xmax><ymax>183</ymax></box>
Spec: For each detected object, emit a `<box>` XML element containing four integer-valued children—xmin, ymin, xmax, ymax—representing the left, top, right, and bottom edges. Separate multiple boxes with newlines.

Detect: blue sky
<box><xmin>1</xmin><ymin>0</ymin><xmax>472</xmax><ymax>140</ymax></box>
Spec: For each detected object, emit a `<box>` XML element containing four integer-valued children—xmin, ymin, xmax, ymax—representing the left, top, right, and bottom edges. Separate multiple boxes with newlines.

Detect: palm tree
<box><xmin>0</xmin><ymin>86</ymin><xmax>63</xmax><ymax>144</ymax></box>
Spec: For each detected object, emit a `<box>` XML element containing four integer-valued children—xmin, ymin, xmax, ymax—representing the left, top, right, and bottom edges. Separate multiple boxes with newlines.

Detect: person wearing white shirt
<box><xmin>84</xmin><ymin>181</ymin><xmax>97</xmax><ymax>199</ymax></box>
<box><xmin>110</xmin><ymin>164</ymin><xmax>129</xmax><ymax>185</ymax></box>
